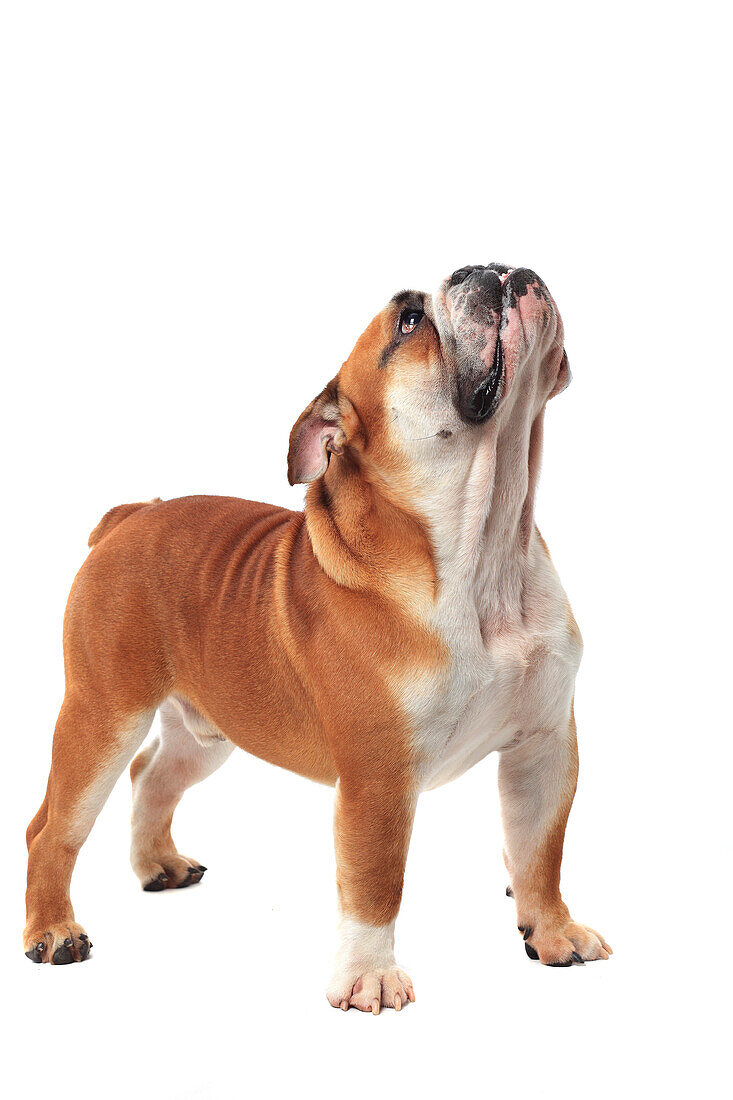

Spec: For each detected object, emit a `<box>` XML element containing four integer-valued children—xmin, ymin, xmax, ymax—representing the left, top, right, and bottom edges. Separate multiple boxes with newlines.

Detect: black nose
<box><xmin>448</xmin><ymin>266</ymin><xmax>505</xmax><ymax>317</ymax></box>
<box><xmin>449</xmin><ymin>265</ymin><xmax>480</xmax><ymax>287</ymax></box>
<box><xmin>449</xmin><ymin>262</ymin><xmax>511</xmax><ymax>288</ymax></box>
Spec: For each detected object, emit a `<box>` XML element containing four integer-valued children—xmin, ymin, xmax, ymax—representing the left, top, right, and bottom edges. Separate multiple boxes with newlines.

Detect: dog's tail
<box><xmin>88</xmin><ymin>498</ymin><xmax>162</xmax><ymax>547</ymax></box>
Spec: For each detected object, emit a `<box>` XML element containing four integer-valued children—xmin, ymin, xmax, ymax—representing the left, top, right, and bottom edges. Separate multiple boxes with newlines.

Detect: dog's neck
<box><xmin>415</xmin><ymin>405</ymin><xmax>545</xmax><ymax>636</ymax></box>
<box><xmin>304</xmin><ymin>403</ymin><xmax>545</xmax><ymax>636</ymax></box>
<box><xmin>305</xmin><ymin>459</ymin><xmax>438</xmax><ymax>608</ymax></box>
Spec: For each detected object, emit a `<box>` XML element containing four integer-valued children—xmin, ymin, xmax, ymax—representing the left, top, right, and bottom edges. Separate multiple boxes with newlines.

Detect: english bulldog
<box><xmin>24</xmin><ymin>263</ymin><xmax>611</xmax><ymax>1011</ymax></box>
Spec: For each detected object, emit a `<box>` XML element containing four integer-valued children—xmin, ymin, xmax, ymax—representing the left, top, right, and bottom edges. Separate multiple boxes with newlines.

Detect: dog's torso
<box><xmin>72</xmin><ymin>494</ymin><xmax>580</xmax><ymax>795</ymax></box>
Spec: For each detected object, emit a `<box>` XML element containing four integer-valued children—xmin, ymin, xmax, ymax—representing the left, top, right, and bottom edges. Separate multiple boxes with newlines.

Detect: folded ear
<box><xmin>549</xmin><ymin>348</ymin><xmax>572</xmax><ymax>398</ymax></box>
<box><xmin>287</xmin><ymin>378</ymin><xmax>347</xmax><ymax>485</ymax></box>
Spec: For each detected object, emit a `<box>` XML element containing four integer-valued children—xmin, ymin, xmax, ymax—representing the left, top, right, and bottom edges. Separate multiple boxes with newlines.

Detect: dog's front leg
<box><xmin>498</xmin><ymin>707</ymin><xmax>612</xmax><ymax>965</ymax></box>
<box><xmin>326</xmin><ymin>778</ymin><xmax>416</xmax><ymax>1013</ymax></box>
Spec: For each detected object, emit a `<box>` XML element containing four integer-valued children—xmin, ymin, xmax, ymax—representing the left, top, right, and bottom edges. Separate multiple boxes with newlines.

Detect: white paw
<box><xmin>327</xmin><ymin>917</ymin><xmax>414</xmax><ymax>1013</ymax></box>
<box><xmin>327</xmin><ymin>965</ymin><xmax>415</xmax><ymax>1014</ymax></box>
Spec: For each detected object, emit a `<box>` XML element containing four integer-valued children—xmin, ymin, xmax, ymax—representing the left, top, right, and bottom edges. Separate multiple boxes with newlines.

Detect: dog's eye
<box><xmin>400</xmin><ymin>309</ymin><xmax>423</xmax><ymax>335</ymax></box>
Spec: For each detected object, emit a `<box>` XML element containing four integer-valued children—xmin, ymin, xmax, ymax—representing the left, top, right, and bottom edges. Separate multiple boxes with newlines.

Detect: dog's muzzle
<box><xmin>438</xmin><ymin>263</ymin><xmax>552</xmax><ymax>424</ymax></box>
<box><xmin>438</xmin><ymin>264</ymin><xmax>508</xmax><ymax>424</ymax></box>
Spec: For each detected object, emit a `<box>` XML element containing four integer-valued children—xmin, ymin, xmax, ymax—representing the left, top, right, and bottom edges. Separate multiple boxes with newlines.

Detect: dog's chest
<box><xmin>401</xmin><ymin>564</ymin><xmax>581</xmax><ymax>791</ymax></box>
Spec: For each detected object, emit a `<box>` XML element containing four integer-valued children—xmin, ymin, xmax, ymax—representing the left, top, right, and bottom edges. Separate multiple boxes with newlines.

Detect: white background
<box><xmin>1</xmin><ymin>2</ymin><xmax>731</xmax><ymax>1097</ymax></box>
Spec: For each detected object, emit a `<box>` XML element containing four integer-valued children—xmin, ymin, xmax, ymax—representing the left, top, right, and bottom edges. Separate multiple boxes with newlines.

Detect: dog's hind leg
<box><xmin>24</xmin><ymin>694</ymin><xmax>155</xmax><ymax>964</ymax></box>
<box><xmin>130</xmin><ymin>698</ymin><xmax>234</xmax><ymax>891</ymax></box>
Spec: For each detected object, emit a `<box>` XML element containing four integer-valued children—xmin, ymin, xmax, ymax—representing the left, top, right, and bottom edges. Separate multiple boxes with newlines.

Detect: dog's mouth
<box><xmin>465</xmin><ymin>331</ymin><xmax>504</xmax><ymax>423</ymax></box>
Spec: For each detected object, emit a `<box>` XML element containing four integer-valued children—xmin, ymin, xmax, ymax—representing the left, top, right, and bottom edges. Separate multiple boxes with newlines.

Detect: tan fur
<box><xmin>87</xmin><ymin>498</ymin><xmax>162</xmax><ymax>547</ymax></box>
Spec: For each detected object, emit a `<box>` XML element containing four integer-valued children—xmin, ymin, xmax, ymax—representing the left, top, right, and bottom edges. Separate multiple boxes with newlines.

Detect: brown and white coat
<box><xmin>24</xmin><ymin>263</ymin><xmax>611</xmax><ymax>1011</ymax></box>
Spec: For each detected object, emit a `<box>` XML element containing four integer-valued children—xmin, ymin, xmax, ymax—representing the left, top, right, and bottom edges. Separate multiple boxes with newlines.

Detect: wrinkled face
<box><xmin>287</xmin><ymin>263</ymin><xmax>569</xmax><ymax>488</ymax></box>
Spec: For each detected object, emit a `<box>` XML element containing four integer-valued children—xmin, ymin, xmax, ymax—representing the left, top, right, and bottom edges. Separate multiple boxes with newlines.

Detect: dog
<box><xmin>24</xmin><ymin>262</ymin><xmax>611</xmax><ymax>1011</ymax></box>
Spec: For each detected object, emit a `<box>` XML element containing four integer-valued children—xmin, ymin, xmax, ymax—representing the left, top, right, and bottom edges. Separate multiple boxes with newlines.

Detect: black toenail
<box><xmin>25</xmin><ymin>942</ymin><xmax>44</xmax><ymax>963</ymax></box>
<box><xmin>548</xmin><ymin>959</ymin><xmax>573</xmax><ymax>967</ymax></box>
<box><xmin>525</xmin><ymin>942</ymin><xmax>539</xmax><ymax>961</ymax></box>
<box><xmin>571</xmin><ymin>952</ymin><xmax>584</xmax><ymax>964</ymax></box>
<box><xmin>197</xmin><ymin>865</ymin><xmax>207</xmax><ymax>872</ymax></box>
<box><xmin>64</xmin><ymin>937</ymin><xmax>72</xmax><ymax>946</ymax></box>
<box><xmin>505</xmin><ymin>885</ymin><xmax>513</xmax><ymax>897</ymax></box>
<box><xmin>144</xmin><ymin>873</ymin><xmax>169</xmax><ymax>892</ymax></box>
<box><xmin>52</xmin><ymin>944</ymin><xmax>73</xmax><ymax>965</ymax></box>
<box><xmin>523</xmin><ymin>927</ymin><xmax>532</xmax><ymax>941</ymax></box>
<box><xmin>79</xmin><ymin>933</ymin><xmax>88</xmax><ymax>941</ymax></box>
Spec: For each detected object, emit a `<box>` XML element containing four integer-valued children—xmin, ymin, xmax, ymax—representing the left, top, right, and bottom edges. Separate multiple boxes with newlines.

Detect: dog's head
<box><xmin>287</xmin><ymin>264</ymin><xmax>569</xmax><ymax>494</ymax></box>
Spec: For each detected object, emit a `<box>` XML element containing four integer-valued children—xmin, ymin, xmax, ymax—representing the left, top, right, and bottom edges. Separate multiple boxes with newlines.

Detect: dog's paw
<box><xmin>519</xmin><ymin>918</ymin><xmax>612</xmax><ymax>965</ymax></box>
<box><xmin>23</xmin><ymin>920</ymin><xmax>92</xmax><ymax>964</ymax></box>
<box><xmin>327</xmin><ymin>966</ymin><xmax>415</xmax><ymax>1014</ymax></box>
<box><xmin>136</xmin><ymin>854</ymin><xmax>207</xmax><ymax>891</ymax></box>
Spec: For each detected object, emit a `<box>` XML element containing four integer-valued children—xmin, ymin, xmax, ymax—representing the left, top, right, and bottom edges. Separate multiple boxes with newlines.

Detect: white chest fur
<box><xmin>400</xmin><ymin>531</ymin><xmax>582</xmax><ymax>791</ymax></box>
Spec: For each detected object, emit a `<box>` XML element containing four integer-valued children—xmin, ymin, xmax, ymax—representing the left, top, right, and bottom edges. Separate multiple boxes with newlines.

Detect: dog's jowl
<box><xmin>24</xmin><ymin>264</ymin><xmax>611</xmax><ymax>1010</ymax></box>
